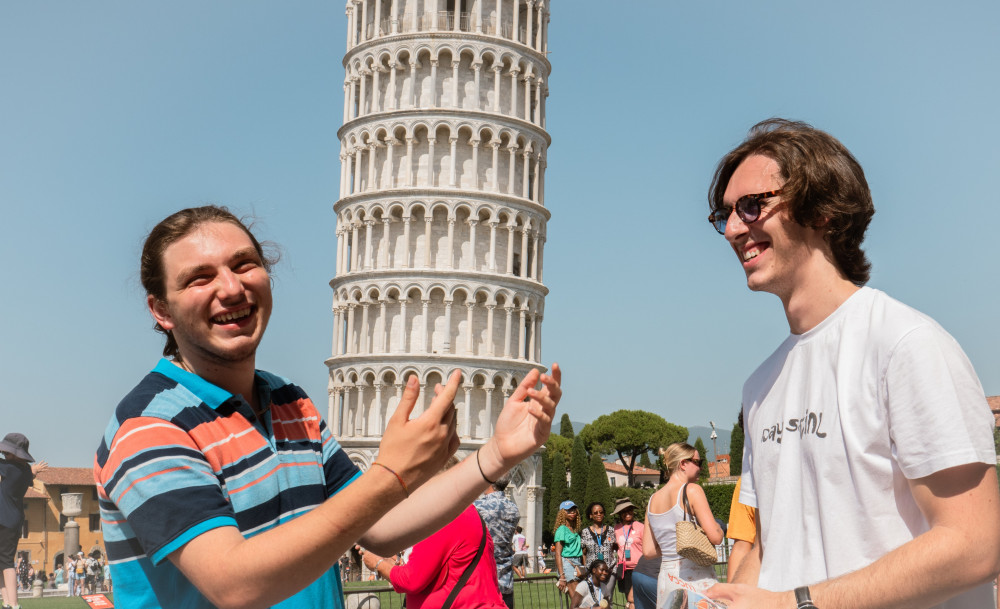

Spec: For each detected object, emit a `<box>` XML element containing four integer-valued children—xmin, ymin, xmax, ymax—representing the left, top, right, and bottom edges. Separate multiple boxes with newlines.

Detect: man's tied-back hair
<box><xmin>709</xmin><ymin>118</ymin><xmax>875</xmax><ymax>286</ymax></box>
<box><xmin>140</xmin><ymin>205</ymin><xmax>278</xmax><ymax>358</ymax></box>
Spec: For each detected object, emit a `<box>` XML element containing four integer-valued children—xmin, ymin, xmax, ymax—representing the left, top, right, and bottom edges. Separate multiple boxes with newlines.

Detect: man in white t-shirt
<box><xmin>512</xmin><ymin>526</ymin><xmax>530</xmax><ymax>576</ymax></box>
<box><xmin>704</xmin><ymin>119</ymin><xmax>1000</xmax><ymax>609</ymax></box>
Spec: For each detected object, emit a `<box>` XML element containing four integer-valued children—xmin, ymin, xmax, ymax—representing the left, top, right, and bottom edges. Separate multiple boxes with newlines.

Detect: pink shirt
<box><xmin>614</xmin><ymin>521</ymin><xmax>644</xmax><ymax>570</ymax></box>
<box><xmin>389</xmin><ymin>506</ymin><xmax>508</xmax><ymax>609</ymax></box>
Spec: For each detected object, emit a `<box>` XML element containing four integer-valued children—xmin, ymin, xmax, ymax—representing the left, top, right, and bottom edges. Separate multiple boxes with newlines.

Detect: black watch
<box><xmin>794</xmin><ymin>586</ymin><xmax>817</xmax><ymax>609</ymax></box>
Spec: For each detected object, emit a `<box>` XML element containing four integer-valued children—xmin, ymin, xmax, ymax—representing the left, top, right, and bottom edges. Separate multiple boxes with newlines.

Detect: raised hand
<box><xmin>482</xmin><ymin>363</ymin><xmax>562</xmax><ymax>474</ymax></box>
<box><xmin>375</xmin><ymin>371</ymin><xmax>462</xmax><ymax>492</ymax></box>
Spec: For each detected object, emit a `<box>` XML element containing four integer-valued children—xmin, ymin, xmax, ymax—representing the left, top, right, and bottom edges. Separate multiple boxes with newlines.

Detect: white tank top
<box><xmin>646</xmin><ymin>484</ymin><xmax>689</xmax><ymax>562</ymax></box>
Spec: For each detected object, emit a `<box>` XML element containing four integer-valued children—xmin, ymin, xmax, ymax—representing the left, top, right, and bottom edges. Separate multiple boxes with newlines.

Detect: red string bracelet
<box><xmin>373</xmin><ymin>462</ymin><xmax>410</xmax><ymax>497</ymax></box>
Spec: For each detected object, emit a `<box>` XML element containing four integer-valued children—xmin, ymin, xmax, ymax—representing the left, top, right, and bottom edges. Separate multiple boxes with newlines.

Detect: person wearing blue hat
<box><xmin>0</xmin><ymin>433</ymin><xmax>48</xmax><ymax>609</ymax></box>
<box><xmin>553</xmin><ymin>500</ymin><xmax>584</xmax><ymax>594</ymax></box>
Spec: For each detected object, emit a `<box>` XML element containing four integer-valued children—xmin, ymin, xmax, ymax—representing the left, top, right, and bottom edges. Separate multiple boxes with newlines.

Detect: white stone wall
<box><xmin>331</xmin><ymin>0</ymin><xmax>551</xmax><ymax>558</ymax></box>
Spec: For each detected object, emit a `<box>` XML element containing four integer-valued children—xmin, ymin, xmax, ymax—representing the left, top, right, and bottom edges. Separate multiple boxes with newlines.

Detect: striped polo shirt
<box><xmin>94</xmin><ymin>359</ymin><xmax>360</xmax><ymax>608</ymax></box>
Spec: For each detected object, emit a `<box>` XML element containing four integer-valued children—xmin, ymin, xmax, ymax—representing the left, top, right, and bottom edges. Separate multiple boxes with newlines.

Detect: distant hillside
<box><xmin>686</xmin><ymin>426</ymin><xmax>732</xmax><ymax>461</ymax></box>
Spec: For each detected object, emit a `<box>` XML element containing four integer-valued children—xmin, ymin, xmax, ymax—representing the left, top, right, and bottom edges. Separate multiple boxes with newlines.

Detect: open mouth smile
<box><xmin>212</xmin><ymin>306</ymin><xmax>253</xmax><ymax>325</ymax></box>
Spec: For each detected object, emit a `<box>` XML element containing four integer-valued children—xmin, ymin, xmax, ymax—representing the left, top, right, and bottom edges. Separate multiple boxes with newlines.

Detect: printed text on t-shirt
<box><xmin>761</xmin><ymin>409</ymin><xmax>827</xmax><ymax>444</ymax></box>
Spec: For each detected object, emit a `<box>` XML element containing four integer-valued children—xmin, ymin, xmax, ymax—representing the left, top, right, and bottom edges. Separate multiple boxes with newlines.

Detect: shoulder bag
<box><xmin>675</xmin><ymin>484</ymin><xmax>717</xmax><ymax>567</ymax></box>
<box><xmin>441</xmin><ymin>510</ymin><xmax>488</xmax><ymax>609</ymax></box>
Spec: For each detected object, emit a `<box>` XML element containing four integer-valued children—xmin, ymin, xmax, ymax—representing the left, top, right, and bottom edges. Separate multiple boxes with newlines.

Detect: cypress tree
<box><xmin>730</xmin><ymin>421</ymin><xmax>744</xmax><ymax>477</ymax></box>
<box><xmin>548</xmin><ymin>452</ymin><xmax>569</xmax><ymax>528</ymax></box>
<box><xmin>693</xmin><ymin>437</ymin><xmax>710</xmax><ymax>482</ymax></box>
<box><xmin>570</xmin><ymin>435</ymin><xmax>589</xmax><ymax>508</ymax></box>
<box><xmin>559</xmin><ymin>413</ymin><xmax>575</xmax><ymax>440</ymax></box>
<box><xmin>584</xmin><ymin>452</ymin><xmax>613</xmax><ymax>517</ymax></box>
<box><xmin>638</xmin><ymin>451</ymin><xmax>653</xmax><ymax>469</ymax></box>
<box><xmin>542</xmin><ymin>451</ymin><xmax>553</xmax><ymax>533</ymax></box>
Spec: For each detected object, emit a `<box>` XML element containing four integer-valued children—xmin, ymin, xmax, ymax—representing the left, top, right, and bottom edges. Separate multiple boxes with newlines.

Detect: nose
<box><xmin>215</xmin><ymin>268</ymin><xmax>244</xmax><ymax>301</ymax></box>
<box><xmin>724</xmin><ymin>207</ymin><xmax>748</xmax><ymax>242</ymax></box>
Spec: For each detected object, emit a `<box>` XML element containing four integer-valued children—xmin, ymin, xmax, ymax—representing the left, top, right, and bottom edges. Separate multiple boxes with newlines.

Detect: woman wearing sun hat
<box><xmin>612</xmin><ymin>497</ymin><xmax>643</xmax><ymax>609</ymax></box>
<box><xmin>0</xmin><ymin>433</ymin><xmax>48</xmax><ymax>609</ymax></box>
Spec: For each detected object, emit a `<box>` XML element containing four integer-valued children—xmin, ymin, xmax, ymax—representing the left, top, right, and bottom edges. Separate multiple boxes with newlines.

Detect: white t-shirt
<box><xmin>740</xmin><ymin>287</ymin><xmax>996</xmax><ymax>609</ymax></box>
<box><xmin>574</xmin><ymin>578</ymin><xmax>605</xmax><ymax>608</ymax></box>
<box><xmin>513</xmin><ymin>532</ymin><xmax>528</xmax><ymax>555</ymax></box>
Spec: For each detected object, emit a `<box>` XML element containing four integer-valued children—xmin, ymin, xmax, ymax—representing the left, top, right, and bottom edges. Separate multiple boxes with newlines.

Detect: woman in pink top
<box><xmin>363</xmin><ymin>504</ymin><xmax>507</xmax><ymax>609</ymax></box>
<box><xmin>611</xmin><ymin>498</ymin><xmax>643</xmax><ymax>609</ymax></box>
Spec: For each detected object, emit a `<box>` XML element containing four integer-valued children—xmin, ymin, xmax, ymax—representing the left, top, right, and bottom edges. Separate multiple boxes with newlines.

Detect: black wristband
<box><xmin>476</xmin><ymin>448</ymin><xmax>497</xmax><ymax>485</ymax></box>
<box><xmin>794</xmin><ymin>586</ymin><xmax>817</xmax><ymax>609</ymax></box>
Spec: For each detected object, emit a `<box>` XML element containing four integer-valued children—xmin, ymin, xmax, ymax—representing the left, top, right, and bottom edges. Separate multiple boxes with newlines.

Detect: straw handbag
<box><xmin>675</xmin><ymin>484</ymin><xmax>717</xmax><ymax>567</ymax></box>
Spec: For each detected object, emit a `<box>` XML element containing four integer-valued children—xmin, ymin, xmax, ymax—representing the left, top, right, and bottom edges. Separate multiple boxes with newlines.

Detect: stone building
<box><xmin>17</xmin><ymin>468</ymin><xmax>104</xmax><ymax>575</ymax></box>
<box><xmin>328</xmin><ymin>0</ymin><xmax>552</xmax><ymax>553</ymax></box>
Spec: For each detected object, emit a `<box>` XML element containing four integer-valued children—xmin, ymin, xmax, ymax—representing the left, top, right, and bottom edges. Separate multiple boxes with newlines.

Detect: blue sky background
<box><xmin>2</xmin><ymin>1</ymin><xmax>997</xmax><ymax>466</ymax></box>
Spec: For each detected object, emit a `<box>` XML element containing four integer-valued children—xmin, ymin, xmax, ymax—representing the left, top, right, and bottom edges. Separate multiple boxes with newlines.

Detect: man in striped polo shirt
<box><xmin>95</xmin><ymin>206</ymin><xmax>562</xmax><ymax>609</ymax></box>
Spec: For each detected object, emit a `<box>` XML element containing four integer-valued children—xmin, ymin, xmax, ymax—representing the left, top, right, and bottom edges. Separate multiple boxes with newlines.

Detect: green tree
<box><xmin>703</xmin><ymin>483</ymin><xmax>737</xmax><ymax>523</ymax></box>
<box><xmin>693</xmin><ymin>437</ymin><xmax>710</xmax><ymax>482</ymax></box>
<box><xmin>548</xmin><ymin>452</ymin><xmax>569</xmax><ymax>529</ymax></box>
<box><xmin>542</xmin><ymin>450</ymin><xmax>553</xmax><ymax>533</ymax></box>
<box><xmin>638</xmin><ymin>451</ymin><xmax>653</xmax><ymax>469</ymax></box>
<box><xmin>730</xmin><ymin>420</ymin><xmax>745</xmax><ymax>478</ymax></box>
<box><xmin>579</xmin><ymin>410</ymin><xmax>687</xmax><ymax>487</ymax></box>
<box><xmin>546</xmin><ymin>434</ymin><xmax>572</xmax><ymax>465</ymax></box>
<box><xmin>559</xmin><ymin>413</ymin><xmax>575</xmax><ymax>440</ymax></box>
<box><xmin>583</xmin><ymin>452</ymin><xmax>613</xmax><ymax>518</ymax></box>
<box><xmin>570</xmin><ymin>435</ymin><xmax>589</xmax><ymax>509</ymax></box>
<box><xmin>994</xmin><ymin>426</ymin><xmax>999</xmax><ymax>454</ymax></box>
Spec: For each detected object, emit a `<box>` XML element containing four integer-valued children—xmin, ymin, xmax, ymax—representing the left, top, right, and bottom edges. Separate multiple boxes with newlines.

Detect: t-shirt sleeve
<box><xmin>97</xmin><ymin>416</ymin><xmax>238</xmax><ymax>565</ymax></box>
<box><xmin>738</xmin><ymin>402</ymin><xmax>758</xmax><ymax>509</ymax></box>
<box><xmin>727</xmin><ymin>478</ymin><xmax>756</xmax><ymax>543</ymax></box>
<box><xmin>554</xmin><ymin>525</ymin><xmax>570</xmax><ymax>544</ymax></box>
<box><xmin>884</xmin><ymin>324</ymin><xmax>996</xmax><ymax>480</ymax></box>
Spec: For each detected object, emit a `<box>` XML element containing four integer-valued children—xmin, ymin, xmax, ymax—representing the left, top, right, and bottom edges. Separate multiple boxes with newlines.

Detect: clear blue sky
<box><xmin>2</xmin><ymin>1</ymin><xmax>997</xmax><ymax>466</ymax></box>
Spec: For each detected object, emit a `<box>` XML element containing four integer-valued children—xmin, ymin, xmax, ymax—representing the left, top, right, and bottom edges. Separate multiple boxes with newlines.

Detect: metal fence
<box><xmin>345</xmin><ymin>574</ymin><xmax>583</xmax><ymax>609</ymax></box>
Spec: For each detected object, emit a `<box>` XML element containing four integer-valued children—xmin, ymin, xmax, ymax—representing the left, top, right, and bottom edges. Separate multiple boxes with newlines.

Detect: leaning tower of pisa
<box><xmin>328</xmin><ymin>0</ymin><xmax>552</xmax><ymax>553</ymax></box>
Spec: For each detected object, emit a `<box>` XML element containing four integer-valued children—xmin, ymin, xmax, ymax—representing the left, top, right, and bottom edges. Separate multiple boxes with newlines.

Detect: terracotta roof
<box><xmin>24</xmin><ymin>488</ymin><xmax>48</xmax><ymax>500</ymax></box>
<box><xmin>708</xmin><ymin>460</ymin><xmax>730</xmax><ymax>478</ymax></box>
<box><xmin>603</xmin><ymin>461</ymin><xmax>660</xmax><ymax>476</ymax></box>
<box><xmin>36</xmin><ymin>467</ymin><xmax>96</xmax><ymax>487</ymax></box>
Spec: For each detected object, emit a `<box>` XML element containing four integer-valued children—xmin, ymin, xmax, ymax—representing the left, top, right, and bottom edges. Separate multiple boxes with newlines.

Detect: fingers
<box><xmin>389</xmin><ymin>375</ymin><xmax>421</xmax><ymax>426</ymax></box>
<box><xmin>426</xmin><ymin>369</ymin><xmax>462</xmax><ymax>420</ymax></box>
<box><xmin>509</xmin><ymin>368</ymin><xmax>541</xmax><ymax>403</ymax></box>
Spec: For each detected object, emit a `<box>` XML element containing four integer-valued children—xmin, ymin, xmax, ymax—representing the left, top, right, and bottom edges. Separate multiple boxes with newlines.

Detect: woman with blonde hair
<box><xmin>642</xmin><ymin>443</ymin><xmax>723</xmax><ymax>602</ymax></box>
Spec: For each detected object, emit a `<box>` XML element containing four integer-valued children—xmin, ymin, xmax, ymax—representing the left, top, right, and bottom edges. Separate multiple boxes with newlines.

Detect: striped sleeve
<box><xmin>97</xmin><ymin>415</ymin><xmax>238</xmax><ymax>565</ymax></box>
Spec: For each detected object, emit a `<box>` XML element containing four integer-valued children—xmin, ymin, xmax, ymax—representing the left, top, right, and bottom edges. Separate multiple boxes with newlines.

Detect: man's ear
<box><xmin>148</xmin><ymin>294</ymin><xmax>174</xmax><ymax>331</ymax></box>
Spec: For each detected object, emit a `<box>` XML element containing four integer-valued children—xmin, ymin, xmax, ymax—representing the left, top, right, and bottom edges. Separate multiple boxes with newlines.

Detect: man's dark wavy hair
<box><xmin>709</xmin><ymin>118</ymin><xmax>875</xmax><ymax>286</ymax></box>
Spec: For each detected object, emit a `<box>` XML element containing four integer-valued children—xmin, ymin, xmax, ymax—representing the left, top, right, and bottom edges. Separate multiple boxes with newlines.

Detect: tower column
<box><xmin>488</xmin><ymin>221</ymin><xmax>498</xmax><ymax>272</ymax></box>
<box><xmin>422</xmin><ymin>299</ymin><xmax>431</xmax><ymax>353</ymax></box>
<box><xmin>503</xmin><ymin>306</ymin><xmax>513</xmax><ymax>358</ymax></box>
<box><xmin>403</xmin><ymin>216</ymin><xmax>413</xmax><ymax>267</ymax></box>
<box><xmin>485</xmin><ymin>304</ymin><xmax>496</xmax><ymax>355</ymax></box>
<box><xmin>518</xmin><ymin>309</ymin><xmax>527</xmax><ymax>359</ymax></box>
<box><xmin>364</xmin><ymin>219</ymin><xmax>375</xmax><ymax>269</ymax></box>
<box><xmin>466</xmin><ymin>301</ymin><xmax>476</xmax><ymax>354</ymax></box>
<box><xmin>360</xmin><ymin>303</ymin><xmax>370</xmax><ymax>354</ymax></box>
<box><xmin>519</xmin><ymin>226</ymin><xmax>529</xmax><ymax>276</ymax></box>
<box><xmin>467</xmin><ymin>219</ymin><xmax>478</xmax><ymax>271</ymax></box>
<box><xmin>446</xmin><ymin>217</ymin><xmax>456</xmax><ymax>268</ymax></box>
<box><xmin>443</xmin><ymin>301</ymin><xmax>453</xmax><ymax>353</ymax></box>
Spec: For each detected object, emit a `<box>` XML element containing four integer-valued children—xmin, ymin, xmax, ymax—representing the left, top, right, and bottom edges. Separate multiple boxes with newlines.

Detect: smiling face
<box><xmin>590</xmin><ymin>563</ymin><xmax>609</xmax><ymax>583</ymax></box>
<box><xmin>723</xmin><ymin>155</ymin><xmax>830</xmax><ymax>304</ymax></box>
<box><xmin>148</xmin><ymin>221</ymin><xmax>272</xmax><ymax>370</ymax></box>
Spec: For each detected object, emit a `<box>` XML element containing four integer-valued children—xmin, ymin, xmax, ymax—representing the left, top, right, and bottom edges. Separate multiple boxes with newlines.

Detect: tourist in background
<box><xmin>512</xmin><ymin>527</ymin><xmax>530</xmax><ymax>577</ymax></box>
<box><xmin>612</xmin><ymin>498</ymin><xmax>643</xmax><ymax>609</ymax></box>
<box><xmin>474</xmin><ymin>473</ymin><xmax>519</xmax><ymax>608</ymax></box>
<box><xmin>570</xmin><ymin>559</ymin><xmax>611</xmax><ymax>609</ymax></box>
<box><xmin>553</xmin><ymin>500</ymin><xmax>585</xmax><ymax>593</ymax></box>
<box><xmin>643</xmin><ymin>443</ymin><xmax>723</xmax><ymax>601</ymax></box>
<box><xmin>580</xmin><ymin>501</ymin><xmax>617</xmax><ymax>599</ymax></box>
<box><xmin>629</xmin><ymin>555</ymin><xmax>660</xmax><ymax>609</ymax></box>
<box><xmin>0</xmin><ymin>432</ymin><xmax>47</xmax><ymax>609</ymax></box>
<box><xmin>363</xmin><ymin>458</ymin><xmax>507</xmax><ymax>609</ymax></box>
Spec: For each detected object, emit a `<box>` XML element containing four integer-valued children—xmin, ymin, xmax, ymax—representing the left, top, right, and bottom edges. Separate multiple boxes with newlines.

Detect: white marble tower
<box><xmin>328</xmin><ymin>0</ymin><xmax>552</xmax><ymax>556</ymax></box>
